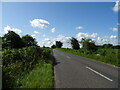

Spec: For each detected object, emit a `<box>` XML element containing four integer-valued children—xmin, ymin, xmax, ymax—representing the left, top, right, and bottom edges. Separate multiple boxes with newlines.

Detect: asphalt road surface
<box><xmin>53</xmin><ymin>49</ymin><xmax>119</xmax><ymax>88</ymax></box>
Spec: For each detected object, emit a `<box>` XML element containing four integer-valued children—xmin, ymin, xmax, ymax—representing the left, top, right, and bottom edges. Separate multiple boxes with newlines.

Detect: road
<box><xmin>53</xmin><ymin>49</ymin><xmax>119</xmax><ymax>88</ymax></box>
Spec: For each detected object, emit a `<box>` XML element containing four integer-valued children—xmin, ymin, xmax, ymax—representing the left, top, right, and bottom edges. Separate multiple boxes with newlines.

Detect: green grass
<box><xmin>57</xmin><ymin>48</ymin><xmax>119</xmax><ymax>67</ymax></box>
<box><xmin>18</xmin><ymin>60</ymin><xmax>53</xmax><ymax>88</ymax></box>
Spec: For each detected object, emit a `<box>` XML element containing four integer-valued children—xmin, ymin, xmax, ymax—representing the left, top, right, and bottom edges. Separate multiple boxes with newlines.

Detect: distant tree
<box><xmin>55</xmin><ymin>41</ymin><xmax>63</xmax><ymax>48</ymax></box>
<box><xmin>51</xmin><ymin>45</ymin><xmax>56</xmax><ymax>48</ymax></box>
<box><xmin>2</xmin><ymin>31</ymin><xmax>24</xmax><ymax>49</ymax></box>
<box><xmin>22</xmin><ymin>34</ymin><xmax>37</xmax><ymax>47</ymax></box>
<box><xmin>80</xmin><ymin>38</ymin><xmax>97</xmax><ymax>53</ymax></box>
<box><xmin>43</xmin><ymin>45</ymin><xmax>45</xmax><ymax>48</ymax></box>
<box><xmin>70</xmin><ymin>37</ymin><xmax>80</xmax><ymax>50</ymax></box>
<box><xmin>113</xmin><ymin>45</ymin><xmax>120</xmax><ymax>49</ymax></box>
<box><xmin>102</xmin><ymin>44</ymin><xmax>113</xmax><ymax>48</ymax></box>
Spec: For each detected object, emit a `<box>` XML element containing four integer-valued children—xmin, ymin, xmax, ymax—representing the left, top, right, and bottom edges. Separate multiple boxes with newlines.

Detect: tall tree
<box><xmin>80</xmin><ymin>38</ymin><xmax>97</xmax><ymax>53</ymax></box>
<box><xmin>70</xmin><ymin>37</ymin><xmax>80</xmax><ymax>50</ymax></box>
<box><xmin>22</xmin><ymin>34</ymin><xmax>37</xmax><ymax>47</ymax></box>
<box><xmin>55</xmin><ymin>41</ymin><xmax>63</xmax><ymax>48</ymax></box>
<box><xmin>2</xmin><ymin>31</ymin><xmax>24</xmax><ymax>49</ymax></box>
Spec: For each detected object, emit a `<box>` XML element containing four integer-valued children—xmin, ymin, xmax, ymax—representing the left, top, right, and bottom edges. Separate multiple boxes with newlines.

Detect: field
<box><xmin>57</xmin><ymin>48</ymin><xmax>119</xmax><ymax>67</ymax></box>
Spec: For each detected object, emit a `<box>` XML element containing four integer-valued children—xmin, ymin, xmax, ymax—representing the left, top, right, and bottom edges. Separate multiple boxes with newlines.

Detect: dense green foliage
<box><xmin>2</xmin><ymin>31</ymin><xmax>38</xmax><ymax>49</ymax></box>
<box><xmin>55</xmin><ymin>41</ymin><xmax>63</xmax><ymax>48</ymax></box>
<box><xmin>22</xmin><ymin>34</ymin><xmax>37</xmax><ymax>47</ymax></box>
<box><xmin>51</xmin><ymin>45</ymin><xmax>56</xmax><ymax>48</ymax></box>
<box><xmin>2</xmin><ymin>31</ymin><xmax>24</xmax><ymax>49</ymax></box>
<box><xmin>57</xmin><ymin>48</ymin><xmax>119</xmax><ymax>67</ymax></box>
<box><xmin>2</xmin><ymin>46</ymin><xmax>53</xmax><ymax>88</ymax></box>
<box><xmin>102</xmin><ymin>44</ymin><xmax>113</xmax><ymax>48</ymax></box>
<box><xmin>80</xmin><ymin>38</ymin><xmax>97</xmax><ymax>53</ymax></box>
<box><xmin>70</xmin><ymin>37</ymin><xmax>80</xmax><ymax>50</ymax></box>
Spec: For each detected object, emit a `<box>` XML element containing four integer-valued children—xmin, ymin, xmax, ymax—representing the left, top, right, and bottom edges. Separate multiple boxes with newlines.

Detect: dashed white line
<box><xmin>66</xmin><ymin>56</ymin><xmax>70</xmax><ymax>59</ymax></box>
<box><xmin>86</xmin><ymin>66</ymin><xmax>113</xmax><ymax>82</ymax></box>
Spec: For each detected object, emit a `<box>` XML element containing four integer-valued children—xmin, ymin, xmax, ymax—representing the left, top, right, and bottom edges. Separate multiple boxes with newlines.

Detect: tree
<box><xmin>43</xmin><ymin>45</ymin><xmax>45</xmax><ymax>48</ymax></box>
<box><xmin>102</xmin><ymin>44</ymin><xmax>113</xmax><ymax>48</ymax></box>
<box><xmin>2</xmin><ymin>31</ymin><xmax>24</xmax><ymax>49</ymax></box>
<box><xmin>22</xmin><ymin>34</ymin><xmax>37</xmax><ymax>47</ymax></box>
<box><xmin>70</xmin><ymin>37</ymin><xmax>80</xmax><ymax>50</ymax></box>
<box><xmin>80</xmin><ymin>38</ymin><xmax>97</xmax><ymax>53</ymax></box>
<box><xmin>51</xmin><ymin>45</ymin><xmax>56</xmax><ymax>48</ymax></box>
<box><xmin>55</xmin><ymin>41</ymin><xmax>63</xmax><ymax>48</ymax></box>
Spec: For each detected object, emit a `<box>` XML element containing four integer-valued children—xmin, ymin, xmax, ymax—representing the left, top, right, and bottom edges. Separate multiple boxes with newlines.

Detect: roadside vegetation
<box><xmin>57</xmin><ymin>48</ymin><xmax>119</xmax><ymax>67</ymax></box>
<box><xmin>54</xmin><ymin>37</ymin><xmax>119</xmax><ymax>67</ymax></box>
<box><xmin>1</xmin><ymin>31</ymin><xmax>53</xmax><ymax>88</ymax></box>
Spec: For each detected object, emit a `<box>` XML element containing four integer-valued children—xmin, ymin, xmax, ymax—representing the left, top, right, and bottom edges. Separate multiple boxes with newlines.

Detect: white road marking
<box><xmin>66</xmin><ymin>56</ymin><xmax>70</xmax><ymax>59</ymax></box>
<box><xmin>86</xmin><ymin>66</ymin><xmax>113</xmax><ymax>82</ymax></box>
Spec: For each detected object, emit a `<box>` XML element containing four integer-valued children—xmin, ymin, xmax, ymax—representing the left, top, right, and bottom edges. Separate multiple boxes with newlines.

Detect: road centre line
<box><xmin>66</xmin><ymin>56</ymin><xmax>70</xmax><ymax>59</ymax></box>
<box><xmin>86</xmin><ymin>66</ymin><xmax>113</xmax><ymax>82</ymax></box>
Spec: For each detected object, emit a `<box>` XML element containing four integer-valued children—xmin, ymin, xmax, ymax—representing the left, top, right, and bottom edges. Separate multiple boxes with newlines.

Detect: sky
<box><xmin>1</xmin><ymin>2</ymin><xmax>120</xmax><ymax>48</ymax></box>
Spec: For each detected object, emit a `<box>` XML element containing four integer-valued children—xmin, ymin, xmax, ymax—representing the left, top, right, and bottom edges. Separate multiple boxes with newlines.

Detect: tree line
<box><xmin>1</xmin><ymin>31</ymin><xmax>37</xmax><ymax>49</ymax></box>
<box><xmin>1</xmin><ymin>31</ymin><xmax>119</xmax><ymax>50</ymax></box>
<box><xmin>51</xmin><ymin>37</ymin><xmax>120</xmax><ymax>53</ymax></box>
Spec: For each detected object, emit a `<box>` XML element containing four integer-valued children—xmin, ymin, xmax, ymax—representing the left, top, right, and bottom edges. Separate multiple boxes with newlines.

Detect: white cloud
<box><xmin>76</xmin><ymin>26</ymin><xmax>84</xmax><ymax>30</ymax></box>
<box><xmin>110</xmin><ymin>35</ymin><xmax>117</xmax><ymax>39</ymax></box>
<box><xmin>31</xmin><ymin>34</ymin><xmax>36</xmax><ymax>38</ymax></box>
<box><xmin>38</xmin><ymin>33</ymin><xmax>118</xmax><ymax>48</ymax></box>
<box><xmin>113</xmin><ymin>1</ymin><xmax>120</xmax><ymax>12</ymax></box>
<box><xmin>110</xmin><ymin>27</ymin><xmax>118</xmax><ymax>32</ymax></box>
<box><xmin>30</xmin><ymin>19</ymin><xmax>50</xmax><ymax>29</ymax></box>
<box><xmin>44</xmin><ymin>38</ymin><xmax>50</xmax><ymax>41</ymax></box>
<box><xmin>42</xmin><ymin>34</ymin><xmax>46</xmax><ymax>37</ymax></box>
<box><xmin>34</xmin><ymin>31</ymin><xmax>39</xmax><ymax>34</ymax></box>
<box><xmin>38</xmin><ymin>35</ymin><xmax>71</xmax><ymax>48</ymax></box>
<box><xmin>51</xmin><ymin>28</ymin><xmax>55</xmax><ymax>33</ymax></box>
<box><xmin>76</xmin><ymin>32</ymin><xmax>98</xmax><ymax>41</ymax></box>
<box><xmin>4</xmin><ymin>25</ymin><xmax>22</xmax><ymax>34</ymax></box>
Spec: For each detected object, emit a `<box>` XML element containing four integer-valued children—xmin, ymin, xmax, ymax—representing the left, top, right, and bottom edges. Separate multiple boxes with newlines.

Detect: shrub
<box><xmin>2</xmin><ymin>46</ymin><xmax>52</xmax><ymax>88</ymax></box>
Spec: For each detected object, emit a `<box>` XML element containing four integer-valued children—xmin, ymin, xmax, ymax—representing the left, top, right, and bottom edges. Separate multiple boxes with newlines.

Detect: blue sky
<box><xmin>1</xmin><ymin>2</ymin><xmax>119</xmax><ymax>47</ymax></box>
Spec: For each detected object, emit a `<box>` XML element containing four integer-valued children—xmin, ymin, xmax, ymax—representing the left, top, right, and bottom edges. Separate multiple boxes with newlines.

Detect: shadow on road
<box><xmin>52</xmin><ymin>55</ymin><xmax>60</xmax><ymax>66</ymax></box>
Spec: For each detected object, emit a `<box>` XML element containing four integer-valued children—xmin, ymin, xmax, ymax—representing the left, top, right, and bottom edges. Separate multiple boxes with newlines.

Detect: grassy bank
<box><xmin>2</xmin><ymin>46</ymin><xmax>54</xmax><ymax>88</ymax></box>
<box><xmin>19</xmin><ymin>60</ymin><xmax>53</xmax><ymax>88</ymax></box>
<box><xmin>57</xmin><ymin>48</ymin><xmax>119</xmax><ymax>67</ymax></box>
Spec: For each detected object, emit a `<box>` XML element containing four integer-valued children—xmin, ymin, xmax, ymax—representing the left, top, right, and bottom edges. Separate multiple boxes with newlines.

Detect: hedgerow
<box><xmin>2</xmin><ymin>46</ymin><xmax>52</xmax><ymax>88</ymax></box>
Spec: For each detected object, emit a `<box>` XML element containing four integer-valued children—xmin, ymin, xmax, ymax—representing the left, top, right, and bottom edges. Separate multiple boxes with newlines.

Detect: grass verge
<box><xmin>57</xmin><ymin>48</ymin><xmax>119</xmax><ymax>67</ymax></box>
<box><xmin>18</xmin><ymin>60</ymin><xmax>53</xmax><ymax>88</ymax></box>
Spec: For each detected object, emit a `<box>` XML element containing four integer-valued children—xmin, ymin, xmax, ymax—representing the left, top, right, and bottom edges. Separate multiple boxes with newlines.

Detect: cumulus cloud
<box><xmin>30</xmin><ymin>19</ymin><xmax>50</xmax><ymax>29</ymax></box>
<box><xmin>113</xmin><ymin>1</ymin><xmax>120</xmax><ymax>12</ymax></box>
<box><xmin>44</xmin><ymin>38</ymin><xmax>50</xmax><ymax>41</ymax></box>
<box><xmin>110</xmin><ymin>35</ymin><xmax>117</xmax><ymax>39</ymax></box>
<box><xmin>38</xmin><ymin>35</ymin><xmax>71</xmax><ymax>48</ymax></box>
<box><xmin>51</xmin><ymin>28</ymin><xmax>55</xmax><ymax>33</ymax></box>
<box><xmin>76</xmin><ymin>32</ymin><xmax>98</xmax><ymax>41</ymax></box>
<box><xmin>4</xmin><ymin>25</ymin><xmax>22</xmax><ymax>34</ymax></box>
<box><xmin>34</xmin><ymin>31</ymin><xmax>39</xmax><ymax>34</ymax></box>
<box><xmin>110</xmin><ymin>27</ymin><xmax>118</xmax><ymax>32</ymax></box>
<box><xmin>76</xmin><ymin>26</ymin><xmax>84</xmax><ymax>30</ymax></box>
<box><xmin>31</xmin><ymin>34</ymin><xmax>36</xmax><ymax>38</ymax></box>
<box><xmin>38</xmin><ymin>32</ymin><xmax>118</xmax><ymax>48</ymax></box>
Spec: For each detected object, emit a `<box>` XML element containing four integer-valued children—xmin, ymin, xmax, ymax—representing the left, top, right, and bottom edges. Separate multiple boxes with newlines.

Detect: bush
<box><xmin>2</xmin><ymin>46</ymin><xmax>52</xmax><ymax>88</ymax></box>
